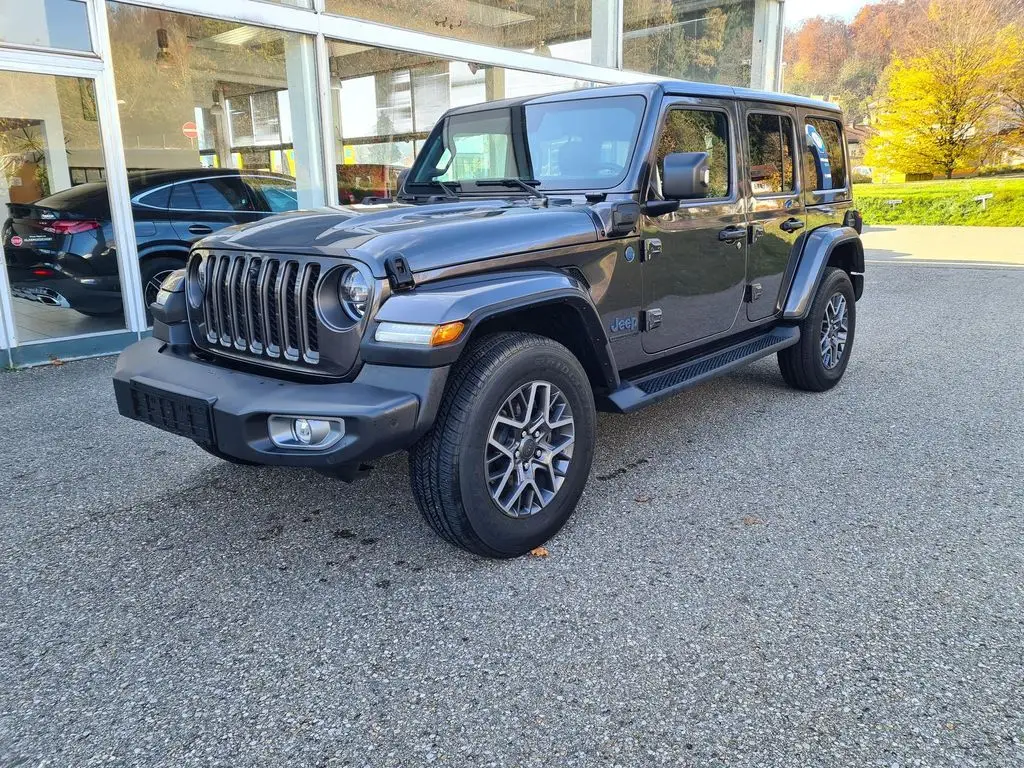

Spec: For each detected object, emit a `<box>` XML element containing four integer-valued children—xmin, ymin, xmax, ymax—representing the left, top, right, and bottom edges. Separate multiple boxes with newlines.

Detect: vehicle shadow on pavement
<box><xmin>132</xmin><ymin>359</ymin><xmax>791</xmax><ymax>580</ymax></box>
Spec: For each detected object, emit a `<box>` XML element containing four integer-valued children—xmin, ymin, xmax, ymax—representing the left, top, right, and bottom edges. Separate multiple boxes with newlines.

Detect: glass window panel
<box><xmin>805</xmin><ymin>117</ymin><xmax>848</xmax><ymax>191</ymax></box>
<box><xmin>328</xmin><ymin>41</ymin><xmax>589</xmax><ymax>203</ymax></box>
<box><xmin>0</xmin><ymin>72</ymin><xmax>127</xmax><ymax>344</ymax></box>
<box><xmin>325</xmin><ymin>0</ymin><xmax>594</xmax><ymax>64</ymax></box>
<box><xmin>106</xmin><ymin>2</ymin><xmax>325</xmax><ymax>326</ymax></box>
<box><xmin>747</xmin><ymin>113</ymin><xmax>795</xmax><ymax>195</ymax></box>
<box><xmin>0</xmin><ymin>0</ymin><xmax>92</xmax><ymax>52</ymax></box>
<box><xmin>653</xmin><ymin>109</ymin><xmax>730</xmax><ymax>199</ymax></box>
<box><xmin>623</xmin><ymin>0</ymin><xmax>755</xmax><ymax>86</ymax></box>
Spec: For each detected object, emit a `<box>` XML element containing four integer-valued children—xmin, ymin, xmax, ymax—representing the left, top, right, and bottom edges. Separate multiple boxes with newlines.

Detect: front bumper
<box><xmin>113</xmin><ymin>337</ymin><xmax>448</xmax><ymax>468</ymax></box>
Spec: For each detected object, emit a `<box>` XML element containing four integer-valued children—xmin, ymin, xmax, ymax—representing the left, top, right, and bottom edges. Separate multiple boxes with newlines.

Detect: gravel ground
<box><xmin>1</xmin><ymin>263</ymin><xmax>1022</xmax><ymax>767</ymax></box>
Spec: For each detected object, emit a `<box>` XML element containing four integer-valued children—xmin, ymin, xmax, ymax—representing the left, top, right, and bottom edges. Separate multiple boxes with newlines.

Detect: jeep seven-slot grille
<box><xmin>199</xmin><ymin>253</ymin><xmax>321</xmax><ymax>364</ymax></box>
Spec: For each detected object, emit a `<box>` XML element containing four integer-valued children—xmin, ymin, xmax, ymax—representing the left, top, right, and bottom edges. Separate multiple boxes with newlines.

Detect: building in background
<box><xmin>0</xmin><ymin>0</ymin><xmax>785</xmax><ymax>367</ymax></box>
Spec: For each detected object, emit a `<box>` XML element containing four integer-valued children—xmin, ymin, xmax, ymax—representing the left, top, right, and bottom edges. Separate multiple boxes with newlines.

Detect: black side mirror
<box><xmin>396</xmin><ymin>168</ymin><xmax>410</xmax><ymax>193</ymax></box>
<box><xmin>663</xmin><ymin>151</ymin><xmax>711</xmax><ymax>200</ymax></box>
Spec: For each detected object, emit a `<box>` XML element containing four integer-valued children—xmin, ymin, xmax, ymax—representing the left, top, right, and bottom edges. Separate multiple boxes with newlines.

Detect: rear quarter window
<box><xmin>804</xmin><ymin>117</ymin><xmax>848</xmax><ymax>193</ymax></box>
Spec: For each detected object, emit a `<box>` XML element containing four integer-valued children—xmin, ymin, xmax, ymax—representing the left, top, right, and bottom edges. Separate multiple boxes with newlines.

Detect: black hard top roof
<box><xmin>444</xmin><ymin>81</ymin><xmax>841</xmax><ymax>116</ymax></box>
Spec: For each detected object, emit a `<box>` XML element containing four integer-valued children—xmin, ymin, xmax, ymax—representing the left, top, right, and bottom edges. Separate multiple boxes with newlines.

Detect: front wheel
<box><xmin>409</xmin><ymin>333</ymin><xmax>596</xmax><ymax>558</ymax></box>
<box><xmin>778</xmin><ymin>267</ymin><xmax>856</xmax><ymax>392</ymax></box>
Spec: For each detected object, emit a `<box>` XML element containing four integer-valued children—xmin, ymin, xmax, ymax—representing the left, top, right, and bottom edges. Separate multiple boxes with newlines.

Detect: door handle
<box><xmin>718</xmin><ymin>225</ymin><xmax>746</xmax><ymax>244</ymax></box>
<box><xmin>188</xmin><ymin>224</ymin><xmax>213</xmax><ymax>235</ymax></box>
<box><xmin>780</xmin><ymin>218</ymin><xmax>806</xmax><ymax>233</ymax></box>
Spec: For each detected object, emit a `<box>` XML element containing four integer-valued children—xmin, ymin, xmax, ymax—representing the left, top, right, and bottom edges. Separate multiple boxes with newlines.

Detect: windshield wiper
<box><xmin>427</xmin><ymin>178</ymin><xmax>460</xmax><ymax>200</ymax></box>
<box><xmin>474</xmin><ymin>178</ymin><xmax>546</xmax><ymax>200</ymax></box>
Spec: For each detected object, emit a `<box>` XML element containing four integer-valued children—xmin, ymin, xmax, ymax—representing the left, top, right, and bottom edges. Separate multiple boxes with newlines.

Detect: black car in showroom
<box><xmin>2</xmin><ymin>168</ymin><xmax>298</xmax><ymax>317</ymax></box>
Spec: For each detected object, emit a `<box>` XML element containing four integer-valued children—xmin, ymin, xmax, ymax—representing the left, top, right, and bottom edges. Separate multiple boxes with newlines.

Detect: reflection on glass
<box><xmin>0</xmin><ymin>73</ymin><xmax>126</xmax><ymax>344</ymax></box>
<box><xmin>0</xmin><ymin>0</ymin><xmax>92</xmax><ymax>52</ymax></box>
<box><xmin>106</xmin><ymin>2</ymin><xmax>325</xmax><ymax>326</ymax></box>
<box><xmin>623</xmin><ymin>0</ymin><xmax>755</xmax><ymax>86</ymax></box>
<box><xmin>326</xmin><ymin>0</ymin><xmax>593</xmax><ymax>63</ymax></box>
<box><xmin>328</xmin><ymin>41</ymin><xmax>590</xmax><ymax>203</ymax></box>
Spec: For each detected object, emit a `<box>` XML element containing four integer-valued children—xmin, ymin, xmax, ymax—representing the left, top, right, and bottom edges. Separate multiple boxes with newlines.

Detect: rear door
<box><xmin>167</xmin><ymin>175</ymin><xmax>263</xmax><ymax>245</ymax></box>
<box><xmin>800</xmin><ymin>113</ymin><xmax>852</xmax><ymax>230</ymax></box>
<box><xmin>640</xmin><ymin>98</ymin><xmax>746</xmax><ymax>354</ymax></box>
<box><xmin>743</xmin><ymin>107</ymin><xmax>805</xmax><ymax>322</ymax></box>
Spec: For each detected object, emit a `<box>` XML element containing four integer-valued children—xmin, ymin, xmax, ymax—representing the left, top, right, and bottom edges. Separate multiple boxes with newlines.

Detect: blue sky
<box><xmin>785</xmin><ymin>0</ymin><xmax>875</xmax><ymax>26</ymax></box>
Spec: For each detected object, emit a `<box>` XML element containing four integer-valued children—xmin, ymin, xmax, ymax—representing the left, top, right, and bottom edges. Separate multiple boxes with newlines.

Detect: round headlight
<box><xmin>187</xmin><ymin>257</ymin><xmax>206</xmax><ymax>308</ymax></box>
<box><xmin>339</xmin><ymin>267</ymin><xmax>370</xmax><ymax>320</ymax></box>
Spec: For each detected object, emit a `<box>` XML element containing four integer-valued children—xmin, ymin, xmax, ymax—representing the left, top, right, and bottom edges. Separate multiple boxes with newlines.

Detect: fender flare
<box><xmin>782</xmin><ymin>225</ymin><xmax>863</xmax><ymax>320</ymax></box>
<box><xmin>361</xmin><ymin>268</ymin><xmax>619</xmax><ymax>389</ymax></box>
<box><xmin>137</xmin><ymin>242</ymin><xmax>191</xmax><ymax>262</ymax></box>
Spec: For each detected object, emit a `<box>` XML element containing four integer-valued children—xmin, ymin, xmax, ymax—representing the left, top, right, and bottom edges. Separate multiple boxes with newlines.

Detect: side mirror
<box><xmin>397</xmin><ymin>168</ymin><xmax>410</xmax><ymax>193</ymax></box>
<box><xmin>663</xmin><ymin>151</ymin><xmax>711</xmax><ymax>200</ymax></box>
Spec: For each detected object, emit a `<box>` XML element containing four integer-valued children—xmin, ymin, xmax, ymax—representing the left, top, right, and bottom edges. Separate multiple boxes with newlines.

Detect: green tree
<box><xmin>866</xmin><ymin>0</ymin><xmax>1014</xmax><ymax>179</ymax></box>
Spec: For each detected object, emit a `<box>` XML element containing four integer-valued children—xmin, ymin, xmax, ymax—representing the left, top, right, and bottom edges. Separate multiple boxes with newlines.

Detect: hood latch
<box><xmin>385</xmin><ymin>254</ymin><xmax>415</xmax><ymax>292</ymax></box>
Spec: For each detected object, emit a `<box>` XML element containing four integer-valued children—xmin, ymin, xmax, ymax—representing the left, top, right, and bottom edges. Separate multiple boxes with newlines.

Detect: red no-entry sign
<box><xmin>181</xmin><ymin>121</ymin><xmax>198</xmax><ymax>140</ymax></box>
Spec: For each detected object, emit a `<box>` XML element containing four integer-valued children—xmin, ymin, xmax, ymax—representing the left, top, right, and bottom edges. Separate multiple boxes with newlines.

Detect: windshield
<box><xmin>408</xmin><ymin>94</ymin><xmax>647</xmax><ymax>192</ymax></box>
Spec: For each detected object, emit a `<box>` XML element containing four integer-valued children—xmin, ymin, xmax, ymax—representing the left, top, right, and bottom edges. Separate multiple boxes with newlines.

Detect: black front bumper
<box><xmin>113</xmin><ymin>338</ymin><xmax>448</xmax><ymax>468</ymax></box>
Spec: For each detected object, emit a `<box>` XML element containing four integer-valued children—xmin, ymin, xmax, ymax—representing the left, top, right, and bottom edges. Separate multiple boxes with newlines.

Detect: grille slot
<box><xmin>198</xmin><ymin>253</ymin><xmax>321</xmax><ymax>365</ymax></box>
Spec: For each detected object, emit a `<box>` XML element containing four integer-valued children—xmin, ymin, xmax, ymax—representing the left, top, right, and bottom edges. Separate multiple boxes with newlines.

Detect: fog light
<box><xmin>294</xmin><ymin>418</ymin><xmax>313</xmax><ymax>444</ymax></box>
<box><xmin>268</xmin><ymin>415</ymin><xmax>345</xmax><ymax>450</ymax></box>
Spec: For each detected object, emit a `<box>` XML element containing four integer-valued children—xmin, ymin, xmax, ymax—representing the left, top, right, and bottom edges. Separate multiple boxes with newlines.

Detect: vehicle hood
<box><xmin>198</xmin><ymin>199</ymin><xmax>601</xmax><ymax>277</ymax></box>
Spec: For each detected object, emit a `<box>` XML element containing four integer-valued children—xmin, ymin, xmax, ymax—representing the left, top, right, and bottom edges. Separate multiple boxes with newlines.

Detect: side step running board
<box><xmin>602</xmin><ymin>326</ymin><xmax>800</xmax><ymax>413</ymax></box>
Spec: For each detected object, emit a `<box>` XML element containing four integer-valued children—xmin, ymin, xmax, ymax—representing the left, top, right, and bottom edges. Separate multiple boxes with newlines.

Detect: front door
<box><xmin>167</xmin><ymin>175</ymin><xmax>265</xmax><ymax>245</ymax></box>
<box><xmin>641</xmin><ymin>101</ymin><xmax>746</xmax><ymax>355</ymax></box>
<box><xmin>743</xmin><ymin>109</ymin><xmax>805</xmax><ymax>321</ymax></box>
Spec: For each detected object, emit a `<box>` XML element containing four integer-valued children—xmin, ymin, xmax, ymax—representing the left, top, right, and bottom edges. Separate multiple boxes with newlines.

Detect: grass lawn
<box><xmin>853</xmin><ymin>176</ymin><xmax>1024</xmax><ymax>227</ymax></box>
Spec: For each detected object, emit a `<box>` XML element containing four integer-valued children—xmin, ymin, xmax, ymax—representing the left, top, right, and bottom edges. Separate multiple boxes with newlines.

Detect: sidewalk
<box><xmin>861</xmin><ymin>225</ymin><xmax>1024</xmax><ymax>267</ymax></box>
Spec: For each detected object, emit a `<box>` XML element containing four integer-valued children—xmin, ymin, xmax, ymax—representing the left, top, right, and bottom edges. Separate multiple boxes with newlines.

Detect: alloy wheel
<box><xmin>485</xmin><ymin>380</ymin><xmax>575</xmax><ymax>519</ymax></box>
<box><xmin>144</xmin><ymin>269</ymin><xmax>176</xmax><ymax>307</ymax></box>
<box><xmin>820</xmin><ymin>292</ymin><xmax>849</xmax><ymax>370</ymax></box>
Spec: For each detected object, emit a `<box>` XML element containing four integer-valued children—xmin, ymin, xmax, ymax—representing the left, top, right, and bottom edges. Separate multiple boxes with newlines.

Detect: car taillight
<box><xmin>43</xmin><ymin>220</ymin><xmax>100</xmax><ymax>235</ymax></box>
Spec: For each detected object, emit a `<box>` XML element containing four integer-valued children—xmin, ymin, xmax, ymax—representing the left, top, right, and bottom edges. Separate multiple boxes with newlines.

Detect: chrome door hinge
<box><xmin>641</xmin><ymin>238</ymin><xmax>662</xmax><ymax>262</ymax></box>
<box><xmin>642</xmin><ymin>308</ymin><xmax>663</xmax><ymax>331</ymax></box>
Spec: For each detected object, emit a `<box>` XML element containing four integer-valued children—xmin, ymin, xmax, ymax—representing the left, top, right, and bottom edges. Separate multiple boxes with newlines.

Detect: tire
<box><xmin>409</xmin><ymin>333</ymin><xmax>597</xmax><ymax>558</ymax></box>
<box><xmin>778</xmin><ymin>267</ymin><xmax>856</xmax><ymax>392</ymax></box>
<box><xmin>140</xmin><ymin>256</ymin><xmax>185</xmax><ymax>319</ymax></box>
<box><xmin>195</xmin><ymin>441</ymin><xmax>260</xmax><ymax>466</ymax></box>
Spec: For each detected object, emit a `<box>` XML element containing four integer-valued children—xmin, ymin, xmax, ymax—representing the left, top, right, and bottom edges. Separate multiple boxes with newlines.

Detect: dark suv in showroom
<box><xmin>115</xmin><ymin>82</ymin><xmax>863</xmax><ymax>558</ymax></box>
<box><xmin>3</xmin><ymin>168</ymin><xmax>297</xmax><ymax>317</ymax></box>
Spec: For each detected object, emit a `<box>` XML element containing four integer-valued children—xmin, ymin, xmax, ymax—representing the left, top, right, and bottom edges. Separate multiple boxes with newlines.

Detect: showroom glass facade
<box><xmin>0</xmin><ymin>0</ymin><xmax>783</xmax><ymax>367</ymax></box>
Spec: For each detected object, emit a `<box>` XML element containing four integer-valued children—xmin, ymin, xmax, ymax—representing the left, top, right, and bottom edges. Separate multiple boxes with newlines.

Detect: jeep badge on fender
<box><xmin>113</xmin><ymin>82</ymin><xmax>863</xmax><ymax>558</ymax></box>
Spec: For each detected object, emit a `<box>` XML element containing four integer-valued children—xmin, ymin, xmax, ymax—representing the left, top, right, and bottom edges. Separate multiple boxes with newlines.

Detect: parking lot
<box><xmin>2</xmin><ymin>250</ymin><xmax>1022</xmax><ymax>766</ymax></box>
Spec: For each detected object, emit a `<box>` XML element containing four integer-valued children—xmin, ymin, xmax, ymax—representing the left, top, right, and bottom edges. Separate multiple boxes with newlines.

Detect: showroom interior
<box><xmin>0</xmin><ymin>0</ymin><xmax>784</xmax><ymax>367</ymax></box>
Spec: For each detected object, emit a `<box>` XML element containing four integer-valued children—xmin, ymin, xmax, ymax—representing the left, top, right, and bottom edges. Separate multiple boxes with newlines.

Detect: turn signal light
<box><xmin>430</xmin><ymin>321</ymin><xmax>465</xmax><ymax>346</ymax></box>
<box><xmin>375</xmin><ymin>321</ymin><xmax>466</xmax><ymax>347</ymax></box>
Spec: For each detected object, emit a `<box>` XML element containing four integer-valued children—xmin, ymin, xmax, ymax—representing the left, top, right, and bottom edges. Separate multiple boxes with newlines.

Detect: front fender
<box><xmin>782</xmin><ymin>225</ymin><xmax>863</xmax><ymax>320</ymax></box>
<box><xmin>361</xmin><ymin>269</ymin><xmax>617</xmax><ymax>387</ymax></box>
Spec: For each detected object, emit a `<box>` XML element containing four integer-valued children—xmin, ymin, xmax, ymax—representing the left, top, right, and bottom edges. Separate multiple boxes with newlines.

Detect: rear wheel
<box><xmin>409</xmin><ymin>333</ymin><xmax>596</xmax><ymax>558</ymax></box>
<box><xmin>778</xmin><ymin>267</ymin><xmax>856</xmax><ymax>392</ymax></box>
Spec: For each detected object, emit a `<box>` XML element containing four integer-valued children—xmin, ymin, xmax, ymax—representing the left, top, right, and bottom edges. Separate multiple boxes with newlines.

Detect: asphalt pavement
<box><xmin>1</xmin><ymin>261</ymin><xmax>1022</xmax><ymax>767</ymax></box>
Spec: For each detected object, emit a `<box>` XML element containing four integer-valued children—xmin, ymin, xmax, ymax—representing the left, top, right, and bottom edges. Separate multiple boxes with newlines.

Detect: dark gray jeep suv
<box><xmin>113</xmin><ymin>82</ymin><xmax>863</xmax><ymax>558</ymax></box>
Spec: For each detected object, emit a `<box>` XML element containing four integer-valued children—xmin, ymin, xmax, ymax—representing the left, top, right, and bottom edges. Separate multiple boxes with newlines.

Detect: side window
<box><xmin>169</xmin><ymin>178</ymin><xmax>254</xmax><ymax>212</ymax></box>
<box><xmin>135</xmin><ymin>186</ymin><xmax>171</xmax><ymax>209</ymax></box>
<box><xmin>249</xmin><ymin>177</ymin><xmax>298</xmax><ymax>213</ymax></box>
<box><xmin>652</xmin><ymin>109</ymin><xmax>731</xmax><ymax>199</ymax></box>
<box><xmin>804</xmin><ymin>118</ymin><xmax>848</xmax><ymax>191</ymax></box>
<box><xmin>747</xmin><ymin>113</ymin><xmax>796</xmax><ymax>195</ymax></box>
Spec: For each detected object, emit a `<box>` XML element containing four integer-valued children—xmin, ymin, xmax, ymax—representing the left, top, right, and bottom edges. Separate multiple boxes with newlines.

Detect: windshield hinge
<box><xmin>385</xmin><ymin>254</ymin><xmax>416</xmax><ymax>292</ymax></box>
